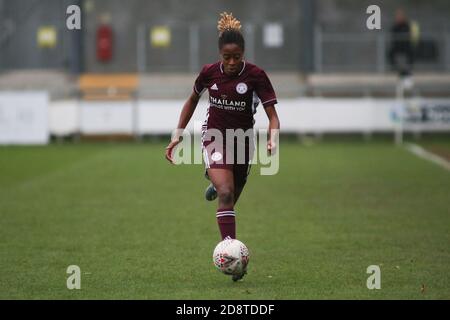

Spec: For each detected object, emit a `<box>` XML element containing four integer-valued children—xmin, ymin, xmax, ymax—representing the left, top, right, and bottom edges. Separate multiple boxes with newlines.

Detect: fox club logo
<box><xmin>236</xmin><ymin>83</ymin><xmax>248</xmax><ymax>94</ymax></box>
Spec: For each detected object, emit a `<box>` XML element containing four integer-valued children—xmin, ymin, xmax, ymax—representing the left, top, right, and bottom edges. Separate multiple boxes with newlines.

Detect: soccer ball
<box><xmin>213</xmin><ymin>238</ymin><xmax>249</xmax><ymax>276</ymax></box>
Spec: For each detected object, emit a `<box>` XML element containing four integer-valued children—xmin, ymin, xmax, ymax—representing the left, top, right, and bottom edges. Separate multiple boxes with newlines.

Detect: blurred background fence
<box><xmin>1</xmin><ymin>0</ymin><xmax>450</xmax><ymax>74</ymax></box>
<box><xmin>316</xmin><ymin>31</ymin><xmax>450</xmax><ymax>73</ymax></box>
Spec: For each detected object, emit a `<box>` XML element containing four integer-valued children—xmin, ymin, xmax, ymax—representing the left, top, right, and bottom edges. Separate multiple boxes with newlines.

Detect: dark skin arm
<box><xmin>165</xmin><ymin>91</ymin><xmax>200</xmax><ymax>163</ymax></box>
<box><xmin>263</xmin><ymin>105</ymin><xmax>280</xmax><ymax>155</ymax></box>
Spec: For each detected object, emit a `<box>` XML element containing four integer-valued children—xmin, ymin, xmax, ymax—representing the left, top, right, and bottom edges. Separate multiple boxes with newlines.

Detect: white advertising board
<box><xmin>46</xmin><ymin>98</ymin><xmax>450</xmax><ymax>136</ymax></box>
<box><xmin>79</xmin><ymin>101</ymin><xmax>134</xmax><ymax>134</ymax></box>
<box><xmin>0</xmin><ymin>91</ymin><xmax>49</xmax><ymax>145</ymax></box>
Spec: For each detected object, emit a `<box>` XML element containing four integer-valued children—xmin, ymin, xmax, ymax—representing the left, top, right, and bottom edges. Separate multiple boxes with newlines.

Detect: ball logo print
<box><xmin>213</xmin><ymin>238</ymin><xmax>249</xmax><ymax>279</ymax></box>
<box><xmin>236</xmin><ymin>82</ymin><xmax>248</xmax><ymax>94</ymax></box>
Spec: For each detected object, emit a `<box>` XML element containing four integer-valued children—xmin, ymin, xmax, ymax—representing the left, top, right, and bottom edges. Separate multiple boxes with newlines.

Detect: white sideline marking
<box><xmin>405</xmin><ymin>143</ymin><xmax>450</xmax><ymax>171</ymax></box>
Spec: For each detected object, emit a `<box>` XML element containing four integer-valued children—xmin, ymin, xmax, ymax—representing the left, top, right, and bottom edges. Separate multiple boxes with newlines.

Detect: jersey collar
<box><xmin>220</xmin><ymin>60</ymin><xmax>246</xmax><ymax>76</ymax></box>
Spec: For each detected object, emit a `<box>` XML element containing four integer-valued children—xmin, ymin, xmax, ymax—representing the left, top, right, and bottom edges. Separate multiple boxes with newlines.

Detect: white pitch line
<box><xmin>404</xmin><ymin>143</ymin><xmax>450</xmax><ymax>171</ymax></box>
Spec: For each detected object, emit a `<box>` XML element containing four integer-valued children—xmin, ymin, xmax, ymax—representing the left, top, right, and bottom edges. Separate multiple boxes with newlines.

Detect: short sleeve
<box><xmin>255</xmin><ymin>70</ymin><xmax>278</xmax><ymax>107</ymax></box>
<box><xmin>193</xmin><ymin>65</ymin><xmax>208</xmax><ymax>96</ymax></box>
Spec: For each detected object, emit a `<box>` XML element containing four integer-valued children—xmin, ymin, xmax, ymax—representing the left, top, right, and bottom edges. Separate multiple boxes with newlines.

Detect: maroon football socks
<box><xmin>216</xmin><ymin>208</ymin><xmax>236</xmax><ymax>239</ymax></box>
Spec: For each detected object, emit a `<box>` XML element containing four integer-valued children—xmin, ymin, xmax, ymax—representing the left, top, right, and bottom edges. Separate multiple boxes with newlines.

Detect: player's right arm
<box><xmin>165</xmin><ymin>91</ymin><xmax>201</xmax><ymax>164</ymax></box>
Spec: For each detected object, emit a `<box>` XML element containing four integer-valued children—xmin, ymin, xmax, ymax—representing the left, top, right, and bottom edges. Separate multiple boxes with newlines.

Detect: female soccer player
<box><xmin>165</xmin><ymin>13</ymin><xmax>280</xmax><ymax>279</ymax></box>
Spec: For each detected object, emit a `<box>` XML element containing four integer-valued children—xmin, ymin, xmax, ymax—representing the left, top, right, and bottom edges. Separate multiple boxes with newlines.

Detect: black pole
<box><xmin>300</xmin><ymin>0</ymin><xmax>315</xmax><ymax>73</ymax></box>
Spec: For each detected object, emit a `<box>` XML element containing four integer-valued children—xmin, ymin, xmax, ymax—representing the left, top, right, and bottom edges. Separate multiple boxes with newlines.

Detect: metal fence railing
<box><xmin>314</xmin><ymin>28</ymin><xmax>450</xmax><ymax>73</ymax></box>
<box><xmin>1</xmin><ymin>4</ymin><xmax>450</xmax><ymax>75</ymax></box>
<box><xmin>136</xmin><ymin>21</ymin><xmax>302</xmax><ymax>73</ymax></box>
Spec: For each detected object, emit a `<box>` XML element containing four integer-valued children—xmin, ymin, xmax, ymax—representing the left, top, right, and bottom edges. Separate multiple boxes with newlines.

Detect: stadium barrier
<box><xmin>55</xmin><ymin>97</ymin><xmax>450</xmax><ymax>136</ymax></box>
<box><xmin>1</xmin><ymin>92</ymin><xmax>449</xmax><ymax>145</ymax></box>
<box><xmin>77</xmin><ymin>74</ymin><xmax>138</xmax><ymax>135</ymax></box>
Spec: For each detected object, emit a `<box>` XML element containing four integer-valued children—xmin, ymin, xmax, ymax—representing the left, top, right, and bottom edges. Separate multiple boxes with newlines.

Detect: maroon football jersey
<box><xmin>193</xmin><ymin>61</ymin><xmax>277</xmax><ymax>131</ymax></box>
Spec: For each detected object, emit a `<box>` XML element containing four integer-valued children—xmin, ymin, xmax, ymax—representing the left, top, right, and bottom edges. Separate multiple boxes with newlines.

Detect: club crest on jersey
<box><xmin>236</xmin><ymin>82</ymin><xmax>248</xmax><ymax>94</ymax></box>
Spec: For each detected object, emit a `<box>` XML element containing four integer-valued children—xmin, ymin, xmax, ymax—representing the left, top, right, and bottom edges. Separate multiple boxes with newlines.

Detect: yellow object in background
<box><xmin>150</xmin><ymin>26</ymin><xmax>171</xmax><ymax>48</ymax></box>
<box><xmin>37</xmin><ymin>26</ymin><xmax>57</xmax><ymax>48</ymax></box>
<box><xmin>410</xmin><ymin>20</ymin><xmax>420</xmax><ymax>46</ymax></box>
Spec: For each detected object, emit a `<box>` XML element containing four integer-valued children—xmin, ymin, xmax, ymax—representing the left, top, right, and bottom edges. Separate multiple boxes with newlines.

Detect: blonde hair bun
<box><xmin>217</xmin><ymin>12</ymin><xmax>242</xmax><ymax>35</ymax></box>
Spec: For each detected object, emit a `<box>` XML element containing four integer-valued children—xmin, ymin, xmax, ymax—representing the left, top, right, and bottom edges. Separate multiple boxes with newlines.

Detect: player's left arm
<box><xmin>263</xmin><ymin>105</ymin><xmax>280</xmax><ymax>155</ymax></box>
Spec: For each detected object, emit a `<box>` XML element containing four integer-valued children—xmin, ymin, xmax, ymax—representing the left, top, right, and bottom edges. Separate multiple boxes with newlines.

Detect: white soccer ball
<box><xmin>213</xmin><ymin>238</ymin><xmax>250</xmax><ymax>275</ymax></box>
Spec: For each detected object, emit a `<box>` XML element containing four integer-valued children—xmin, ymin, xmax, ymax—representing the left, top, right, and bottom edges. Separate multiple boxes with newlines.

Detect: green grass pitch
<box><xmin>0</xmin><ymin>140</ymin><xmax>449</xmax><ymax>299</ymax></box>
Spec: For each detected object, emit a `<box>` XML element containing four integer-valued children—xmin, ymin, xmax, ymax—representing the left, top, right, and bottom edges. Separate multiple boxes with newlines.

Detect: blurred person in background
<box><xmin>388</xmin><ymin>8</ymin><xmax>416</xmax><ymax>79</ymax></box>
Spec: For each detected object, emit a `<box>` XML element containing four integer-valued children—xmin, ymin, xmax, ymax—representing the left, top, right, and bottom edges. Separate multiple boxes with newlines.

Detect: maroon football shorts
<box><xmin>201</xmin><ymin>127</ymin><xmax>255</xmax><ymax>186</ymax></box>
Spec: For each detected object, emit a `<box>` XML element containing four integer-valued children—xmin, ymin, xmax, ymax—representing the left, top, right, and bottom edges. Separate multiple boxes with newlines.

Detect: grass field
<box><xmin>0</xmin><ymin>139</ymin><xmax>449</xmax><ymax>299</ymax></box>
